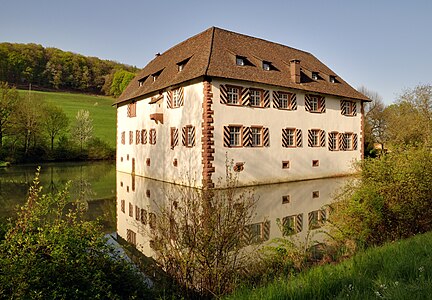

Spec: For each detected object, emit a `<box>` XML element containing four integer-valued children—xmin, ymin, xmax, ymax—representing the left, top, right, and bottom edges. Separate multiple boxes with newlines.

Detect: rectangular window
<box><xmin>121</xmin><ymin>131</ymin><xmax>125</xmax><ymax>145</ymax></box>
<box><xmin>126</xmin><ymin>229</ymin><xmax>136</xmax><ymax>245</ymax></box>
<box><xmin>149</xmin><ymin>129</ymin><xmax>156</xmax><ymax>145</ymax></box>
<box><xmin>186</xmin><ymin>126</ymin><xmax>194</xmax><ymax>147</ymax></box>
<box><xmin>236</xmin><ymin>56</ymin><xmax>245</xmax><ymax>66</ymax></box>
<box><xmin>312</xmin><ymin>160</ymin><xmax>319</xmax><ymax>167</ymax></box>
<box><xmin>282</xmin><ymin>195</ymin><xmax>290</xmax><ymax>204</ymax></box>
<box><xmin>173</xmin><ymin>88</ymin><xmax>181</xmax><ymax>107</ymax></box>
<box><xmin>282</xmin><ymin>214</ymin><xmax>303</xmax><ymax>236</ymax></box>
<box><xmin>344</xmin><ymin>133</ymin><xmax>353</xmax><ymax>150</ymax></box>
<box><xmin>229</xmin><ymin>126</ymin><xmax>242</xmax><ymax>146</ymax></box>
<box><xmin>227</xmin><ymin>86</ymin><xmax>240</xmax><ymax>104</ymax></box>
<box><xmin>329</xmin><ymin>132</ymin><xmax>339</xmax><ymax>151</ymax></box>
<box><xmin>128</xmin><ymin>202</ymin><xmax>133</xmax><ymax>217</ymax></box>
<box><xmin>280</xmin><ymin>92</ymin><xmax>294</xmax><ymax>109</ymax></box>
<box><xmin>310</xmin><ymin>129</ymin><xmax>319</xmax><ymax>147</ymax></box>
<box><xmin>286</xmin><ymin>128</ymin><xmax>295</xmax><ymax>146</ymax></box>
<box><xmin>129</xmin><ymin>131</ymin><xmax>133</xmax><ymax>145</ymax></box>
<box><xmin>251</xmin><ymin>127</ymin><xmax>262</xmax><ymax>146</ymax></box>
<box><xmin>346</xmin><ymin>101</ymin><xmax>355</xmax><ymax>115</ymax></box>
<box><xmin>310</xmin><ymin>96</ymin><xmax>319</xmax><ymax>112</ymax></box>
<box><xmin>249</xmin><ymin>89</ymin><xmax>262</xmax><ymax>106</ymax></box>
<box><xmin>141</xmin><ymin>209</ymin><xmax>147</xmax><ymax>225</ymax></box>
<box><xmin>127</xmin><ymin>102</ymin><xmax>136</xmax><ymax>117</ymax></box>
<box><xmin>135</xmin><ymin>205</ymin><xmax>140</xmax><ymax>221</ymax></box>
<box><xmin>309</xmin><ymin>209</ymin><xmax>327</xmax><ymax>229</ymax></box>
<box><xmin>282</xmin><ymin>161</ymin><xmax>290</xmax><ymax>169</ymax></box>
<box><xmin>149</xmin><ymin>212</ymin><xmax>156</xmax><ymax>230</ymax></box>
<box><xmin>121</xmin><ymin>199</ymin><xmax>125</xmax><ymax>213</ymax></box>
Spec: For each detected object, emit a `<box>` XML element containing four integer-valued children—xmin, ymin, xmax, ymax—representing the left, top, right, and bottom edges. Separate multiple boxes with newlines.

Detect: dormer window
<box><xmin>262</xmin><ymin>61</ymin><xmax>271</xmax><ymax>71</ymax></box>
<box><xmin>152</xmin><ymin>70</ymin><xmax>162</xmax><ymax>82</ymax></box>
<box><xmin>329</xmin><ymin>75</ymin><xmax>336</xmax><ymax>83</ymax></box>
<box><xmin>139</xmin><ymin>81</ymin><xmax>144</xmax><ymax>87</ymax></box>
<box><xmin>177</xmin><ymin>57</ymin><xmax>191</xmax><ymax>72</ymax></box>
<box><xmin>236</xmin><ymin>56</ymin><xmax>245</xmax><ymax>66</ymax></box>
<box><xmin>312</xmin><ymin>72</ymin><xmax>319</xmax><ymax>80</ymax></box>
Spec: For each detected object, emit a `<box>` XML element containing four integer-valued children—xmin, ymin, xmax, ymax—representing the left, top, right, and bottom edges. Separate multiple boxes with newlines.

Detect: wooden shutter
<box><xmin>190</xmin><ymin>126</ymin><xmax>196</xmax><ymax>147</ymax></box>
<box><xmin>282</xmin><ymin>128</ymin><xmax>288</xmax><ymax>148</ymax></box>
<box><xmin>262</xmin><ymin>221</ymin><xmax>270</xmax><ymax>241</ymax></box>
<box><xmin>182</xmin><ymin>127</ymin><xmax>186</xmax><ymax>146</ymax></box>
<box><xmin>242</xmin><ymin>127</ymin><xmax>251</xmax><ymax>147</ymax></box>
<box><xmin>353</xmin><ymin>133</ymin><xmax>358</xmax><ymax>150</ymax></box>
<box><xmin>141</xmin><ymin>129</ymin><xmax>147</xmax><ymax>144</ymax></box>
<box><xmin>352</xmin><ymin>102</ymin><xmax>357</xmax><ymax>116</ymax></box>
<box><xmin>296</xmin><ymin>129</ymin><xmax>302</xmax><ymax>147</ymax></box>
<box><xmin>136</xmin><ymin>130</ymin><xmax>140</xmax><ymax>144</ymax></box>
<box><xmin>220</xmin><ymin>84</ymin><xmax>228</xmax><ymax>104</ymax></box>
<box><xmin>328</xmin><ymin>132</ymin><xmax>336</xmax><ymax>151</ymax></box>
<box><xmin>167</xmin><ymin>90</ymin><xmax>173</xmax><ymax>108</ymax></box>
<box><xmin>263</xmin><ymin>90</ymin><xmax>270</xmax><ymax>108</ymax></box>
<box><xmin>178</xmin><ymin>87</ymin><xmax>184</xmax><ymax>106</ymax></box>
<box><xmin>290</xmin><ymin>94</ymin><xmax>297</xmax><ymax>110</ymax></box>
<box><xmin>263</xmin><ymin>127</ymin><xmax>270</xmax><ymax>147</ymax></box>
<box><xmin>308</xmin><ymin>130</ymin><xmax>313</xmax><ymax>147</ymax></box>
<box><xmin>171</xmin><ymin>128</ymin><xmax>178</xmax><ymax>148</ymax></box>
<box><xmin>340</xmin><ymin>100</ymin><xmax>347</xmax><ymax>115</ymax></box>
<box><xmin>305</xmin><ymin>94</ymin><xmax>311</xmax><ymax>111</ymax></box>
<box><xmin>241</xmin><ymin>87</ymin><xmax>250</xmax><ymax>106</ymax></box>
<box><xmin>319</xmin><ymin>96</ymin><xmax>326</xmax><ymax>113</ymax></box>
<box><xmin>223</xmin><ymin>126</ymin><xmax>230</xmax><ymax>147</ymax></box>
<box><xmin>339</xmin><ymin>133</ymin><xmax>346</xmax><ymax>150</ymax></box>
<box><xmin>295</xmin><ymin>214</ymin><xmax>303</xmax><ymax>233</ymax></box>
<box><xmin>319</xmin><ymin>130</ymin><xmax>326</xmax><ymax>147</ymax></box>
<box><xmin>272</xmin><ymin>91</ymin><xmax>280</xmax><ymax>108</ymax></box>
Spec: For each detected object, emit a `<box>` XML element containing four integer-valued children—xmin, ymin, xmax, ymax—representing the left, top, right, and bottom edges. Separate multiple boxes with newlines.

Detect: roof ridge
<box><xmin>204</xmin><ymin>27</ymin><xmax>216</xmax><ymax>76</ymax></box>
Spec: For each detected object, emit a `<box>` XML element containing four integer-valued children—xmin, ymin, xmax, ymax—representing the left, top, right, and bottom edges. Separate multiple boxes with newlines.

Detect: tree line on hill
<box><xmin>0</xmin><ymin>82</ymin><xmax>113</xmax><ymax>163</ymax></box>
<box><xmin>0</xmin><ymin>42</ymin><xmax>137</xmax><ymax>97</ymax></box>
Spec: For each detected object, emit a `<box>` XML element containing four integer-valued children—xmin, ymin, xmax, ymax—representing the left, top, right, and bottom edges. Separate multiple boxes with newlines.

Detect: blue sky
<box><xmin>1</xmin><ymin>0</ymin><xmax>431</xmax><ymax>104</ymax></box>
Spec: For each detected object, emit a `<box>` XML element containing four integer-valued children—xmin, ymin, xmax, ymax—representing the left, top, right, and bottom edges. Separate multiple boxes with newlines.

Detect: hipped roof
<box><xmin>115</xmin><ymin>27</ymin><xmax>370</xmax><ymax>105</ymax></box>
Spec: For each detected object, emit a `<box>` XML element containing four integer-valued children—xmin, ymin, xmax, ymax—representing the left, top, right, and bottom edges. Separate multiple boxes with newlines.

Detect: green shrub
<box><xmin>0</xmin><ymin>168</ymin><xmax>152</xmax><ymax>299</ymax></box>
<box><xmin>330</xmin><ymin>147</ymin><xmax>432</xmax><ymax>248</ymax></box>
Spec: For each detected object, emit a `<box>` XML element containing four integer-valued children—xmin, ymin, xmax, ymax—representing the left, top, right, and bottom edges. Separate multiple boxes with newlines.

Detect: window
<box><xmin>282</xmin><ymin>161</ymin><xmax>290</xmax><ymax>169</ymax></box>
<box><xmin>310</xmin><ymin>96</ymin><xmax>319</xmax><ymax>112</ymax></box>
<box><xmin>186</xmin><ymin>126</ymin><xmax>195</xmax><ymax>147</ymax></box>
<box><xmin>178</xmin><ymin>63</ymin><xmax>184</xmax><ymax>72</ymax></box>
<box><xmin>121</xmin><ymin>199</ymin><xmax>125</xmax><ymax>213</ymax></box>
<box><xmin>121</xmin><ymin>131</ymin><xmax>125</xmax><ymax>145</ymax></box>
<box><xmin>263</xmin><ymin>61</ymin><xmax>271</xmax><ymax>71</ymax></box>
<box><xmin>344</xmin><ymin>133</ymin><xmax>353</xmax><ymax>150</ymax></box>
<box><xmin>286</xmin><ymin>128</ymin><xmax>295</xmax><ymax>146</ymax></box>
<box><xmin>129</xmin><ymin>131</ymin><xmax>133</xmax><ymax>144</ymax></box>
<box><xmin>329</xmin><ymin>132</ymin><xmax>339</xmax><ymax>151</ymax></box>
<box><xmin>135</xmin><ymin>206</ymin><xmax>140</xmax><ymax>221</ymax></box>
<box><xmin>227</xmin><ymin>86</ymin><xmax>240</xmax><ymax>104</ymax></box>
<box><xmin>126</xmin><ymin>229</ymin><xmax>136</xmax><ymax>245</ymax></box>
<box><xmin>149</xmin><ymin>129</ymin><xmax>156</xmax><ymax>145</ymax></box>
<box><xmin>312</xmin><ymin>72</ymin><xmax>319</xmax><ymax>80</ymax></box>
<box><xmin>312</xmin><ymin>160</ymin><xmax>319</xmax><ymax>167</ymax></box>
<box><xmin>308</xmin><ymin>209</ymin><xmax>327</xmax><ymax>229</ymax></box>
<box><xmin>135</xmin><ymin>130</ymin><xmax>140</xmax><ymax>144</ymax></box>
<box><xmin>282</xmin><ymin>195</ymin><xmax>290</xmax><ymax>203</ymax></box>
<box><xmin>280</xmin><ymin>92</ymin><xmax>290</xmax><ymax>109</ymax></box>
<box><xmin>249</xmin><ymin>89</ymin><xmax>262</xmax><ymax>106</ymax></box>
<box><xmin>141</xmin><ymin>209</ymin><xmax>147</xmax><ymax>225</ymax></box>
<box><xmin>329</xmin><ymin>75</ymin><xmax>336</xmax><ymax>83</ymax></box>
<box><xmin>149</xmin><ymin>213</ymin><xmax>156</xmax><ymax>230</ymax></box>
<box><xmin>312</xmin><ymin>191</ymin><xmax>320</xmax><ymax>198</ymax></box>
<box><xmin>146</xmin><ymin>158</ymin><xmax>150</xmax><ymax>166</ymax></box>
<box><xmin>127</xmin><ymin>102</ymin><xmax>136</xmax><ymax>117</ymax></box>
<box><xmin>310</xmin><ymin>129</ymin><xmax>320</xmax><ymax>147</ymax></box>
<box><xmin>251</xmin><ymin>127</ymin><xmax>262</xmax><ymax>146</ymax></box>
<box><xmin>236</xmin><ymin>56</ymin><xmax>245</xmax><ymax>66</ymax></box>
<box><xmin>129</xmin><ymin>202</ymin><xmax>133</xmax><ymax>217</ymax></box>
<box><xmin>229</xmin><ymin>126</ymin><xmax>242</xmax><ymax>146</ymax></box>
<box><xmin>244</xmin><ymin>221</ymin><xmax>270</xmax><ymax>244</ymax></box>
<box><xmin>282</xmin><ymin>214</ymin><xmax>303</xmax><ymax>235</ymax></box>
<box><xmin>173</xmin><ymin>88</ymin><xmax>181</xmax><ymax>107</ymax></box>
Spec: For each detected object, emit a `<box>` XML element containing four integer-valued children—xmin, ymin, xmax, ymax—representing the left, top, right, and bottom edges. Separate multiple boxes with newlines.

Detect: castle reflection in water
<box><xmin>116</xmin><ymin>171</ymin><xmax>350</xmax><ymax>257</ymax></box>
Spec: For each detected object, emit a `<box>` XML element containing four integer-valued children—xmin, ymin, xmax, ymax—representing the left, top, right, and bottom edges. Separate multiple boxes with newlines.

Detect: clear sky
<box><xmin>1</xmin><ymin>0</ymin><xmax>431</xmax><ymax>104</ymax></box>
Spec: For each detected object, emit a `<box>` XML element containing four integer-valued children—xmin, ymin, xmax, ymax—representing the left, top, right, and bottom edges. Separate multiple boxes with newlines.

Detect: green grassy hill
<box><xmin>226</xmin><ymin>232</ymin><xmax>432</xmax><ymax>299</ymax></box>
<box><xmin>18</xmin><ymin>90</ymin><xmax>116</xmax><ymax>147</ymax></box>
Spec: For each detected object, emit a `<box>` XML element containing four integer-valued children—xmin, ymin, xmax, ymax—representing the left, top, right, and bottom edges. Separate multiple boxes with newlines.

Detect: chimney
<box><xmin>290</xmin><ymin>59</ymin><xmax>300</xmax><ymax>84</ymax></box>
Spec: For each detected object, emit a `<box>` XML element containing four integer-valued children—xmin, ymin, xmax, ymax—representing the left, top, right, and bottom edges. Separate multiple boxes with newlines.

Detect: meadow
<box><xmin>226</xmin><ymin>231</ymin><xmax>432</xmax><ymax>299</ymax></box>
<box><xmin>18</xmin><ymin>89</ymin><xmax>116</xmax><ymax>147</ymax></box>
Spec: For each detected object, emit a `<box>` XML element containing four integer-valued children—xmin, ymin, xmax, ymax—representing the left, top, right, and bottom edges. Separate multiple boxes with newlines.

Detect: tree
<box><xmin>41</xmin><ymin>103</ymin><xmax>69</xmax><ymax>151</ymax></box>
<box><xmin>72</xmin><ymin>109</ymin><xmax>93</xmax><ymax>154</ymax></box>
<box><xmin>149</xmin><ymin>163</ymin><xmax>257</xmax><ymax>298</ymax></box>
<box><xmin>387</xmin><ymin>84</ymin><xmax>432</xmax><ymax>147</ymax></box>
<box><xmin>0</xmin><ymin>168</ymin><xmax>152</xmax><ymax>299</ymax></box>
<box><xmin>0</xmin><ymin>82</ymin><xmax>19</xmax><ymax>147</ymax></box>
<box><xmin>110</xmin><ymin>70</ymin><xmax>135</xmax><ymax>97</ymax></box>
<box><xmin>358</xmin><ymin>86</ymin><xmax>388</xmax><ymax>154</ymax></box>
<box><xmin>10</xmin><ymin>91</ymin><xmax>44</xmax><ymax>156</ymax></box>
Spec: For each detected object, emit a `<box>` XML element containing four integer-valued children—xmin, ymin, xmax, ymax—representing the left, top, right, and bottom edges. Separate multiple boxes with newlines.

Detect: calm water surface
<box><xmin>0</xmin><ymin>160</ymin><xmax>116</xmax><ymax>230</ymax></box>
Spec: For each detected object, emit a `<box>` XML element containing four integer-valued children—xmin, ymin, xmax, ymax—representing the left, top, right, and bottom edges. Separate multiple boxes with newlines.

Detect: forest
<box><xmin>0</xmin><ymin>42</ymin><xmax>137</xmax><ymax>96</ymax></box>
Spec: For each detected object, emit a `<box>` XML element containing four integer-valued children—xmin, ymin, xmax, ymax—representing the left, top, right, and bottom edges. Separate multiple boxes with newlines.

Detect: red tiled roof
<box><xmin>115</xmin><ymin>27</ymin><xmax>370</xmax><ymax>105</ymax></box>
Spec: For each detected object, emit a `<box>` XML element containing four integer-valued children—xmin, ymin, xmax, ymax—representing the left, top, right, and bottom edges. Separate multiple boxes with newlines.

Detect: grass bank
<box><xmin>226</xmin><ymin>231</ymin><xmax>432</xmax><ymax>299</ymax></box>
<box><xmin>18</xmin><ymin>89</ymin><xmax>116</xmax><ymax>147</ymax></box>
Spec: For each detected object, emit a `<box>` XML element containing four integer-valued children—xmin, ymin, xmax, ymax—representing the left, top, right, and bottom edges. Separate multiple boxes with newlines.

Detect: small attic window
<box><xmin>312</xmin><ymin>72</ymin><xmax>319</xmax><ymax>80</ymax></box>
<box><xmin>152</xmin><ymin>70</ymin><xmax>162</xmax><ymax>82</ymax></box>
<box><xmin>138</xmin><ymin>76</ymin><xmax>148</xmax><ymax>87</ymax></box>
<box><xmin>329</xmin><ymin>75</ymin><xmax>337</xmax><ymax>83</ymax></box>
<box><xmin>177</xmin><ymin>57</ymin><xmax>191</xmax><ymax>72</ymax></box>
<box><xmin>263</xmin><ymin>61</ymin><xmax>271</xmax><ymax>71</ymax></box>
<box><xmin>236</xmin><ymin>56</ymin><xmax>245</xmax><ymax>66</ymax></box>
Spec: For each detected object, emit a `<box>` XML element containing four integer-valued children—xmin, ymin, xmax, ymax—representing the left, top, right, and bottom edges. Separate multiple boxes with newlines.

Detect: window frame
<box><xmin>172</xmin><ymin>88</ymin><xmax>181</xmax><ymax>108</ymax></box>
<box><xmin>344</xmin><ymin>132</ymin><xmax>353</xmax><ymax>150</ymax></box>
<box><xmin>229</xmin><ymin>125</ymin><xmax>242</xmax><ymax>147</ymax></box>
<box><xmin>310</xmin><ymin>96</ymin><xmax>320</xmax><ymax>112</ymax></box>
<box><xmin>226</xmin><ymin>85</ymin><xmax>241</xmax><ymax>105</ymax></box>
<box><xmin>251</xmin><ymin>126</ymin><xmax>263</xmax><ymax>147</ymax></box>
<box><xmin>185</xmin><ymin>125</ymin><xmax>194</xmax><ymax>148</ymax></box>
<box><xmin>127</xmin><ymin>102</ymin><xmax>136</xmax><ymax>117</ymax></box>
<box><xmin>310</xmin><ymin>129</ymin><xmax>320</xmax><ymax>147</ymax></box>
<box><xmin>249</xmin><ymin>88</ymin><xmax>263</xmax><ymax>107</ymax></box>
<box><xmin>329</xmin><ymin>131</ymin><xmax>339</xmax><ymax>151</ymax></box>
<box><xmin>286</xmin><ymin>128</ymin><xmax>296</xmax><ymax>147</ymax></box>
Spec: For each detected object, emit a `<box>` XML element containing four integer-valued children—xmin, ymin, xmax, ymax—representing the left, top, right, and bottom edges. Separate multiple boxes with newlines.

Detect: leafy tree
<box><xmin>72</xmin><ymin>109</ymin><xmax>93</xmax><ymax>154</ymax></box>
<box><xmin>150</xmin><ymin>162</ymin><xmax>257</xmax><ymax>298</ymax></box>
<box><xmin>0</xmin><ymin>168</ymin><xmax>152</xmax><ymax>299</ymax></box>
<box><xmin>110</xmin><ymin>70</ymin><xmax>135</xmax><ymax>97</ymax></box>
<box><xmin>0</xmin><ymin>82</ymin><xmax>19</xmax><ymax>147</ymax></box>
<box><xmin>41</xmin><ymin>103</ymin><xmax>69</xmax><ymax>151</ymax></box>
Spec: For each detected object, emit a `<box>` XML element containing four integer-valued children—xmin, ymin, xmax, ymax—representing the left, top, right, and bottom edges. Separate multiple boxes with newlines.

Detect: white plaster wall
<box><xmin>212</xmin><ymin>79</ymin><xmax>362</xmax><ymax>187</ymax></box>
<box><xmin>116</xmin><ymin>81</ymin><xmax>204</xmax><ymax>186</ymax></box>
